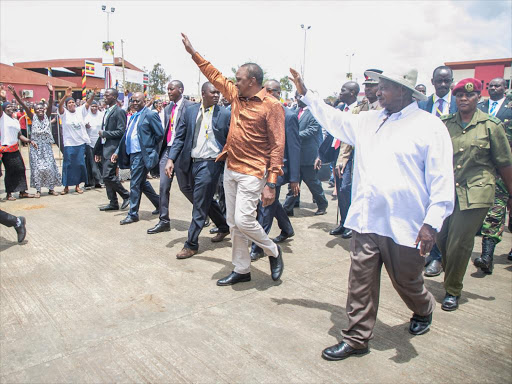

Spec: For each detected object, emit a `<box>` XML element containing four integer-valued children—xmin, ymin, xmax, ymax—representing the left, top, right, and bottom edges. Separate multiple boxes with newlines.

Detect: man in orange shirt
<box><xmin>177</xmin><ymin>33</ymin><xmax>285</xmax><ymax>285</ymax></box>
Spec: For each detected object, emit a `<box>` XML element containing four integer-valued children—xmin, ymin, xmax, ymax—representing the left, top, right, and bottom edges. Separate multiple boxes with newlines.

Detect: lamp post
<box><xmin>101</xmin><ymin>5</ymin><xmax>115</xmax><ymax>42</ymax></box>
<box><xmin>346</xmin><ymin>53</ymin><xmax>354</xmax><ymax>80</ymax></box>
<box><xmin>301</xmin><ymin>24</ymin><xmax>311</xmax><ymax>80</ymax></box>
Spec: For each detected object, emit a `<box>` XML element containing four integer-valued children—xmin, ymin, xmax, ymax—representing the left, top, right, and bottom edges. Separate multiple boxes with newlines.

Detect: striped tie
<box><xmin>489</xmin><ymin>101</ymin><xmax>498</xmax><ymax>116</ymax></box>
<box><xmin>435</xmin><ymin>99</ymin><xmax>444</xmax><ymax>117</ymax></box>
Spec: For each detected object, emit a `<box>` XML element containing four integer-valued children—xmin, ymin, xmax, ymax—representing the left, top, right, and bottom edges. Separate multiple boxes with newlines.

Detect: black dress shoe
<box><xmin>217</xmin><ymin>271</ymin><xmax>251</xmax><ymax>286</ymax></box>
<box><xmin>204</xmin><ymin>217</ymin><xmax>211</xmax><ymax>227</ymax></box>
<box><xmin>15</xmin><ymin>216</ymin><xmax>26</xmax><ymax>243</ymax></box>
<box><xmin>121</xmin><ymin>198</ymin><xmax>130</xmax><ymax>210</ymax></box>
<box><xmin>508</xmin><ymin>250</ymin><xmax>512</xmax><ymax>261</ymax></box>
<box><xmin>409</xmin><ymin>312</ymin><xmax>432</xmax><ymax>335</ymax></box>
<box><xmin>269</xmin><ymin>245</ymin><xmax>284</xmax><ymax>281</ymax></box>
<box><xmin>273</xmin><ymin>231</ymin><xmax>294</xmax><ymax>243</ymax></box>
<box><xmin>94</xmin><ymin>184</ymin><xmax>102</xmax><ymax>188</ymax></box>
<box><xmin>321</xmin><ymin>342</ymin><xmax>369</xmax><ymax>361</ymax></box>
<box><xmin>99</xmin><ymin>204</ymin><xmax>119</xmax><ymax>211</ymax></box>
<box><xmin>147</xmin><ymin>221</ymin><xmax>171</xmax><ymax>234</ymax></box>
<box><xmin>329</xmin><ymin>224</ymin><xmax>345</xmax><ymax>236</ymax></box>
<box><xmin>286</xmin><ymin>210</ymin><xmax>294</xmax><ymax>217</ymax></box>
<box><xmin>120</xmin><ymin>216</ymin><xmax>139</xmax><ymax>225</ymax></box>
<box><xmin>441</xmin><ymin>293</ymin><xmax>460</xmax><ymax>311</ymax></box>
<box><xmin>210</xmin><ymin>226</ymin><xmax>220</xmax><ymax>234</ymax></box>
<box><xmin>250</xmin><ymin>250</ymin><xmax>264</xmax><ymax>262</ymax></box>
<box><xmin>151</xmin><ymin>208</ymin><xmax>159</xmax><ymax>215</ymax></box>
<box><xmin>341</xmin><ymin>229</ymin><xmax>353</xmax><ymax>239</ymax></box>
<box><xmin>315</xmin><ymin>209</ymin><xmax>327</xmax><ymax>216</ymax></box>
<box><xmin>424</xmin><ymin>260</ymin><xmax>442</xmax><ymax>277</ymax></box>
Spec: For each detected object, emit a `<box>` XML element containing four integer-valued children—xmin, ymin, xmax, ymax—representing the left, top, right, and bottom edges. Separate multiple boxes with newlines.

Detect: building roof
<box><xmin>445</xmin><ymin>58</ymin><xmax>512</xmax><ymax>69</ymax></box>
<box><xmin>13</xmin><ymin>58</ymin><xmax>143</xmax><ymax>72</ymax></box>
<box><xmin>0</xmin><ymin>63</ymin><xmax>77</xmax><ymax>87</ymax></box>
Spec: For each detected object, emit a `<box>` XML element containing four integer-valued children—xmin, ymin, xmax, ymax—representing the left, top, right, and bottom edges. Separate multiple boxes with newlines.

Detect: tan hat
<box><xmin>364</xmin><ymin>68</ymin><xmax>428</xmax><ymax>101</ymax></box>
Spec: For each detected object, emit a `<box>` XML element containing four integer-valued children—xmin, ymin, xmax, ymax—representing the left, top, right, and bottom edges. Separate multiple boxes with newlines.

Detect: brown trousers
<box><xmin>342</xmin><ymin>232</ymin><xmax>436</xmax><ymax>349</ymax></box>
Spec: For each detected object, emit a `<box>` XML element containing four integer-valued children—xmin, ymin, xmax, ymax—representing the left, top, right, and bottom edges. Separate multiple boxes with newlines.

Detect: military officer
<box><xmin>438</xmin><ymin>78</ymin><xmax>512</xmax><ymax>311</ymax></box>
<box><xmin>473</xmin><ymin>77</ymin><xmax>512</xmax><ymax>273</ymax></box>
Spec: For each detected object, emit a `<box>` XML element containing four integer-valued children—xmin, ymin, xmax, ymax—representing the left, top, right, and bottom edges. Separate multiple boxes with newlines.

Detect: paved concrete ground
<box><xmin>1</xmin><ymin>146</ymin><xmax>511</xmax><ymax>383</ymax></box>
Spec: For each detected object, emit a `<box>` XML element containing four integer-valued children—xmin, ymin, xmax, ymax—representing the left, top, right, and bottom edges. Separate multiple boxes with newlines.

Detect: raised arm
<box><xmin>58</xmin><ymin>87</ymin><xmax>72</xmax><ymax>115</ymax></box>
<box><xmin>46</xmin><ymin>82</ymin><xmax>54</xmax><ymax>118</ymax></box>
<box><xmin>181</xmin><ymin>33</ymin><xmax>238</xmax><ymax>103</ymax></box>
<box><xmin>7</xmin><ymin>85</ymin><xmax>33</xmax><ymax>120</ymax></box>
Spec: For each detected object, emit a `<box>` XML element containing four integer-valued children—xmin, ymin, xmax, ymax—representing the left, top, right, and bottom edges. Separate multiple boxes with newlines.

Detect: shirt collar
<box><xmin>347</xmin><ymin>101</ymin><xmax>358</xmax><ymax>110</ymax></box>
<box><xmin>379</xmin><ymin>101</ymin><xmax>418</xmax><ymax>121</ymax></box>
<box><xmin>489</xmin><ymin>96</ymin><xmax>505</xmax><ymax>105</ymax></box>
<box><xmin>174</xmin><ymin>97</ymin><xmax>183</xmax><ymax>109</ymax></box>
<box><xmin>433</xmin><ymin>91</ymin><xmax>451</xmax><ymax>104</ymax></box>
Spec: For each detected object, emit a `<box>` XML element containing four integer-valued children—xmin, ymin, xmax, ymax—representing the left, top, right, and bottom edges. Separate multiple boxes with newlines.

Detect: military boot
<box><xmin>474</xmin><ymin>237</ymin><xmax>496</xmax><ymax>274</ymax></box>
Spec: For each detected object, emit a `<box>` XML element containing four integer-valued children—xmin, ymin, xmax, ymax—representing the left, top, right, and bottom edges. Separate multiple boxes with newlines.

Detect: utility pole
<box><xmin>121</xmin><ymin>39</ymin><xmax>126</xmax><ymax>89</ymax></box>
<box><xmin>346</xmin><ymin>53</ymin><xmax>355</xmax><ymax>80</ymax></box>
<box><xmin>301</xmin><ymin>24</ymin><xmax>311</xmax><ymax>80</ymax></box>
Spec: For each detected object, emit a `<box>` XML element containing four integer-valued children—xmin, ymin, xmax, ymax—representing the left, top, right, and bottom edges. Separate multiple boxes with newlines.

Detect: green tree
<box><xmin>280</xmin><ymin>76</ymin><xmax>293</xmax><ymax>99</ymax></box>
<box><xmin>148</xmin><ymin>63</ymin><xmax>170</xmax><ymax>95</ymax></box>
<box><xmin>125</xmin><ymin>81</ymin><xmax>143</xmax><ymax>93</ymax></box>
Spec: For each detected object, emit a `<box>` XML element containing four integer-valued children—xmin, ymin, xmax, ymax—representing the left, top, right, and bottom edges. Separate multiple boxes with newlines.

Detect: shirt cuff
<box><xmin>423</xmin><ymin>204</ymin><xmax>447</xmax><ymax>232</ymax></box>
<box><xmin>267</xmin><ymin>171</ymin><xmax>279</xmax><ymax>184</ymax></box>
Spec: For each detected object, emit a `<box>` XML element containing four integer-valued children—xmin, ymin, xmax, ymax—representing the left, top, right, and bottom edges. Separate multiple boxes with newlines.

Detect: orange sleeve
<box><xmin>266</xmin><ymin>102</ymin><xmax>285</xmax><ymax>183</ymax></box>
<box><xmin>192</xmin><ymin>52</ymin><xmax>238</xmax><ymax>103</ymax></box>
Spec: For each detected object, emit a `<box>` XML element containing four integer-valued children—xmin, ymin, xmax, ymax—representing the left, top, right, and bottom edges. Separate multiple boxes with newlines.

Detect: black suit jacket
<box><xmin>477</xmin><ymin>98</ymin><xmax>512</xmax><ymax>124</ymax></box>
<box><xmin>117</xmin><ymin>108</ymin><xmax>164</xmax><ymax>170</ymax></box>
<box><xmin>167</xmin><ymin>104</ymin><xmax>231</xmax><ymax>172</ymax></box>
<box><xmin>160</xmin><ymin>98</ymin><xmax>195</xmax><ymax>159</ymax></box>
<box><xmin>280</xmin><ymin>107</ymin><xmax>300</xmax><ymax>186</ymax></box>
<box><xmin>418</xmin><ymin>94</ymin><xmax>458</xmax><ymax>115</ymax></box>
<box><xmin>94</xmin><ymin>105</ymin><xmax>127</xmax><ymax>158</ymax></box>
<box><xmin>297</xmin><ymin>109</ymin><xmax>323</xmax><ymax>166</ymax></box>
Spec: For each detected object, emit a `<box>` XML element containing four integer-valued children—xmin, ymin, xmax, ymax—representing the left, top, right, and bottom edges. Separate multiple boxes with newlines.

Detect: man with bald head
<box><xmin>149</xmin><ymin>80</ymin><xmax>195</xmax><ymax>234</ymax></box>
<box><xmin>113</xmin><ymin>92</ymin><xmax>163</xmax><ymax>225</ymax></box>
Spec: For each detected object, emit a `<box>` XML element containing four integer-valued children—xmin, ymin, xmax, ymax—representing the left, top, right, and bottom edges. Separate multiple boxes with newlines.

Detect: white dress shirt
<box><xmin>167</xmin><ymin>97</ymin><xmax>184</xmax><ymax>147</ymax></box>
<box><xmin>191</xmin><ymin>106</ymin><xmax>220</xmax><ymax>159</ymax></box>
<box><xmin>126</xmin><ymin>110</ymin><xmax>143</xmax><ymax>154</ymax></box>
<box><xmin>0</xmin><ymin>114</ymin><xmax>21</xmax><ymax>146</ymax></box>
<box><xmin>488</xmin><ymin>97</ymin><xmax>505</xmax><ymax>116</ymax></box>
<box><xmin>431</xmin><ymin>92</ymin><xmax>451</xmax><ymax>115</ymax></box>
<box><xmin>303</xmin><ymin>90</ymin><xmax>455</xmax><ymax>248</ymax></box>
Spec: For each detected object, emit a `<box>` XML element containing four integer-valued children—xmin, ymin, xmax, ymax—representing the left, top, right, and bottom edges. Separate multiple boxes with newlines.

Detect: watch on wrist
<box><xmin>266</xmin><ymin>182</ymin><xmax>276</xmax><ymax>189</ymax></box>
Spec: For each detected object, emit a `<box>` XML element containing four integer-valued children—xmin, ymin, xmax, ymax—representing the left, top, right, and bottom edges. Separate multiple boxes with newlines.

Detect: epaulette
<box><xmin>488</xmin><ymin>115</ymin><xmax>502</xmax><ymax>125</ymax></box>
<box><xmin>356</xmin><ymin>100</ymin><xmax>368</xmax><ymax>107</ymax></box>
<box><xmin>440</xmin><ymin>114</ymin><xmax>453</xmax><ymax>121</ymax></box>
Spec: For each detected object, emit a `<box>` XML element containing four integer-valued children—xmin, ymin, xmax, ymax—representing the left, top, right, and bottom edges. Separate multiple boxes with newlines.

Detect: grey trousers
<box><xmin>342</xmin><ymin>231</ymin><xmax>435</xmax><ymax>349</ymax></box>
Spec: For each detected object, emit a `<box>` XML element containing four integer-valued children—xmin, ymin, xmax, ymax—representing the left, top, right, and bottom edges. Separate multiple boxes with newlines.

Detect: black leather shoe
<box><xmin>273</xmin><ymin>231</ymin><xmax>294</xmax><ymax>243</ymax></box>
<box><xmin>121</xmin><ymin>198</ymin><xmax>130</xmax><ymax>210</ymax></box>
<box><xmin>217</xmin><ymin>271</ymin><xmax>251</xmax><ymax>286</ymax></box>
<box><xmin>409</xmin><ymin>312</ymin><xmax>432</xmax><ymax>335</ymax></box>
<box><xmin>120</xmin><ymin>216</ymin><xmax>139</xmax><ymax>225</ymax></box>
<box><xmin>99</xmin><ymin>204</ymin><xmax>119</xmax><ymax>211</ymax></box>
<box><xmin>250</xmin><ymin>250</ymin><xmax>264</xmax><ymax>262</ymax></box>
<box><xmin>441</xmin><ymin>293</ymin><xmax>460</xmax><ymax>311</ymax></box>
<box><xmin>147</xmin><ymin>221</ymin><xmax>170</xmax><ymax>234</ymax></box>
<box><xmin>151</xmin><ymin>208</ymin><xmax>159</xmax><ymax>215</ymax></box>
<box><xmin>329</xmin><ymin>224</ymin><xmax>345</xmax><ymax>236</ymax></box>
<box><xmin>210</xmin><ymin>226</ymin><xmax>220</xmax><ymax>234</ymax></box>
<box><xmin>204</xmin><ymin>217</ymin><xmax>211</xmax><ymax>227</ymax></box>
<box><xmin>315</xmin><ymin>209</ymin><xmax>327</xmax><ymax>216</ymax></box>
<box><xmin>341</xmin><ymin>229</ymin><xmax>353</xmax><ymax>239</ymax></box>
<box><xmin>321</xmin><ymin>342</ymin><xmax>369</xmax><ymax>361</ymax></box>
<box><xmin>269</xmin><ymin>245</ymin><xmax>284</xmax><ymax>281</ymax></box>
<box><xmin>286</xmin><ymin>210</ymin><xmax>294</xmax><ymax>217</ymax></box>
<box><xmin>508</xmin><ymin>250</ymin><xmax>512</xmax><ymax>261</ymax></box>
<box><xmin>15</xmin><ymin>216</ymin><xmax>26</xmax><ymax>243</ymax></box>
<box><xmin>424</xmin><ymin>260</ymin><xmax>442</xmax><ymax>277</ymax></box>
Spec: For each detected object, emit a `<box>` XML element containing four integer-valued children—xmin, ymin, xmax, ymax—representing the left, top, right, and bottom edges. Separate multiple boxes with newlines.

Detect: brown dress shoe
<box><xmin>211</xmin><ymin>232</ymin><xmax>229</xmax><ymax>243</ymax></box>
<box><xmin>176</xmin><ymin>248</ymin><xmax>198</xmax><ymax>259</ymax></box>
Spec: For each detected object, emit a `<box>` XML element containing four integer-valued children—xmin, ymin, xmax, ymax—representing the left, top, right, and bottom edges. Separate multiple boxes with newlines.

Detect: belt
<box><xmin>192</xmin><ymin>157</ymin><xmax>216</xmax><ymax>162</ymax></box>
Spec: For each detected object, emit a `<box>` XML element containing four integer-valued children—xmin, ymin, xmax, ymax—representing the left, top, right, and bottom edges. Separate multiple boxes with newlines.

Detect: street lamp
<box><xmin>346</xmin><ymin>53</ymin><xmax>355</xmax><ymax>80</ymax></box>
<box><xmin>102</xmin><ymin>5</ymin><xmax>115</xmax><ymax>42</ymax></box>
<box><xmin>301</xmin><ymin>24</ymin><xmax>311</xmax><ymax>80</ymax></box>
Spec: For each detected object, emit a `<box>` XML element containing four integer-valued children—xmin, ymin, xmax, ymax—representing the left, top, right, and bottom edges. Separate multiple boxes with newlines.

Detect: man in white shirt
<box><xmin>289</xmin><ymin>67</ymin><xmax>455</xmax><ymax>361</ymax></box>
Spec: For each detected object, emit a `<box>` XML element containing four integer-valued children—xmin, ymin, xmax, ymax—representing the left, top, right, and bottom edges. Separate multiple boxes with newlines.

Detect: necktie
<box><xmin>125</xmin><ymin>112</ymin><xmax>141</xmax><ymax>154</ymax></box>
<box><xmin>298</xmin><ymin>108</ymin><xmax>304</xmax><ymax>119</ymax></box>
<box><xmin>435</xmin><ymin>99</ymin><xmax>445</xmax><ymax>117</ymax></box>
<box><xmin>192</xmin><ymin>110</ymin><xmax>204</xmax><ymax>151</ymax></box>
<box><xmin>344</xmin><ymin>106</ymin><xmax>349</xmax><ymax>112</ymax></box>
<box><xmin>489</xmin><ymin>101</ymin><xmax>498</xmax><ymax>116</ymax></box>
<box><xmin>166</xmin><ymin>104</ymin><xmax>177</xmax><ymax>143</ymax></box>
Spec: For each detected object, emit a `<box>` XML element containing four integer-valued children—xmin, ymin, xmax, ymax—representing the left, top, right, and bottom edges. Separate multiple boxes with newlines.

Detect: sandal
<box><xmin>35</xmin><ymin>191</ymin><xmax>41</xmax><ymax>198</ymax></box>
<box><xmin>6</xmin><ymin>195</ymin><xmax>16</xmax><ymax>201</ymax></box>
<box><xmin>61</xmin><ymin>188</ymin><xmax>69</xmax><ymax>195</ymax></box>
<box><xmin>75</xmin><ymin>187</ymin><xmax>84</xmax><ymax>194</ymax></box>
<box><xmin>49</xmin><ymin>190</ymin><xmax>59</xmax><ymax>196</ymax></box>
<box><xmin>19</xmin><ymin>192</ymin><xmax>35</xmax><ymax>198</ymax></box>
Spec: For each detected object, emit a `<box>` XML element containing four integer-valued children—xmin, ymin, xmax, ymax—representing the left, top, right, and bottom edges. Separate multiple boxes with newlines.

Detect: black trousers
<box><xmin>283</xmin><ymin>165</ymin><xmax>328</xmax><ymax>212</ymax></box>
<box><xmin>0</xmin><ymin>209</ymin><xmax>17</xmax><ymax>227</ymax></box>
<box><xmin>102</xmin><ymin>154</ymin><xmax>129</xmax><ymax>206</ymax></box>
<box><xmin>85</xmin><ymin>145</ymin><xmax>102</xmax><ymax>186</ymax></box>
<box><xmin>181</xmin><ymin>160</ymin><xmax>228</xmax><ymax>250</ymax></box>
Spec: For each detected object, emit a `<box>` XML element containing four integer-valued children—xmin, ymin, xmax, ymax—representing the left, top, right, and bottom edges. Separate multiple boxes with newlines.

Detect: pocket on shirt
<box><xmin>469</xmin><ymin>137</ymin><xmax>490</xmax><ymax>164</ymax></box>
<box><xmin>466</xmin><ymin>177</ymin><xmax>494</xmax><ymax>205</ymax></box>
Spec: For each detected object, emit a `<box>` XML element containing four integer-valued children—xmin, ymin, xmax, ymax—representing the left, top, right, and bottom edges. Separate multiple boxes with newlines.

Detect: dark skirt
<box><xmin>62</xmin><ymin>144</ymin><xmax>88</xmax><ymax>186</ymax></box>
<box><xmin>2</xmin><ymin>151</ymin><xmax>28</xmax><ymax>194</ymax></box>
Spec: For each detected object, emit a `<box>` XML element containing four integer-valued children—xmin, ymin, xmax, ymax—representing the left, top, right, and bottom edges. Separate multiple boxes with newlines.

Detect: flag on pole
<box><xmin>85</xmin><ymin>61</ymin><xmax>95</xmax><ymax>75</ymax></box>
<box><xmin>143</xmin><ymin>73</ymin><xmax>149</xmax><ymax>85</ymax></box>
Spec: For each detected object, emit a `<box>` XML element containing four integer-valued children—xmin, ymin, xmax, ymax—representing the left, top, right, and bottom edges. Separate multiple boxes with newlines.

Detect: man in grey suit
<box><xmin>94</xmin><ymin>88</ymin><xmax>130</xmax><ymax>211</ymax></box>
<box><xmin>148</xmin><ymin>80</ymin><xmax>195</xmax><ymax>234</ymax></box>
<box><xmin>283</xmin><ymin>93</ymin><xmax>328</xmax><ymax>216</ymax></box>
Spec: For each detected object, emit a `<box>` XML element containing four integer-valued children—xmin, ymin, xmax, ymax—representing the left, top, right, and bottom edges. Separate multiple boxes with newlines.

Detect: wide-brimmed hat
<box><xmin>364</xmin><ymin>68</ymin><xmax>428</xmax><ymax>101</ymax></box>
<box><xmin>363</xmin><ymin>69</ymin><xmax>382</xmax><ymax>85</ymax></box>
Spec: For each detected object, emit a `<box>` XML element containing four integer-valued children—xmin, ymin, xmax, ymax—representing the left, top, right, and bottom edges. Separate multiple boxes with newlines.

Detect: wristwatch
<box><xmin>266</xmin><ymin>182</ymin><xmax>276</xmax><ymax>189</ymax></box>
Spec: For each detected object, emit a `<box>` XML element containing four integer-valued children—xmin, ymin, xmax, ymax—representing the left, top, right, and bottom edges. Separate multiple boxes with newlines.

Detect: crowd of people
<box><xmin>1</xmin><ymin>33</ymin><xmax>511</xmax><ymax>362</ymax></box>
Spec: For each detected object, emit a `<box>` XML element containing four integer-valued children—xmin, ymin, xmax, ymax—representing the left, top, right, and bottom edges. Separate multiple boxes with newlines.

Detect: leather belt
<box><xmin>192</xmin><ymin>157</ymin><xmax>216</xmax><ymax>162</ymax></box>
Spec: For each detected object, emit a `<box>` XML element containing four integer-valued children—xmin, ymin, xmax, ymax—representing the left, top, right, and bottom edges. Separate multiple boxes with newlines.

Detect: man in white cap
<box><xmin>289</xmin><ymin>68</ymin><xmax>455</xmax><ymax>361</ymax></box>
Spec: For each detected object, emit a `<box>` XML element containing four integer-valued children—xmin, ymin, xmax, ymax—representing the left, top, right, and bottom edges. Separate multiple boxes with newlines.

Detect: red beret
<box><xmin>452</xmin><ymin>78</ymin><xmax>482</xmax><ymax>95</ymax></box>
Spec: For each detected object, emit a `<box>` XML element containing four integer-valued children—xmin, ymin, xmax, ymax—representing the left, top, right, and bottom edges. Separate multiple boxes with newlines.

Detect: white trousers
<box><xmin>224</xmin><ymin>165</ymin><xmax>279</xmax><ymax>274</ymax></box>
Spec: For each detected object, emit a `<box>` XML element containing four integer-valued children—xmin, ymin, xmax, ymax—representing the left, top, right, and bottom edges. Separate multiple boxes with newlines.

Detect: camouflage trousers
<box><xmin>481</xmin><ymin>180</ymin><xmax>508</xmax><ymax>243</ymax></box>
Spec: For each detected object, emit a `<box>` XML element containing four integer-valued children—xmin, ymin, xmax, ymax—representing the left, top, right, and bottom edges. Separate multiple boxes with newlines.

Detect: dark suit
<box><xmin>252</xmin><ymin>107</ymin><xmax>301</xmax><ymax>254</ymax></box>
<box><xmin>94</xmin><ymin>105</ymin><xmax>130</xmax><ymax>207</ymax></box>
<box><xmin>167</xmin><ymin>104</ymin><xmax>230</xmax><ymax>250</ymax></box>
<box><xmin>477</xmin><ymin>98</ymin><xmax>512</xmax><ymax>123</ymax></box>
<box><xmin>117</xmin><ymin>108</ymin><xmax>163</xmax><ymax>219</ymax></box>
<box><xmin>283</xmin><ymin>108</ymin><xmax>328</xmax><ymax>212</ymax></box>
<box><xmin>158</xmin><ymin>98</ymin><xmax>195</xmax><ymax>224</ymax></box>
<box><xmin>418</xmin><ymin>94</ymin><xmax>458</xmax><ymax>115</ymax></box>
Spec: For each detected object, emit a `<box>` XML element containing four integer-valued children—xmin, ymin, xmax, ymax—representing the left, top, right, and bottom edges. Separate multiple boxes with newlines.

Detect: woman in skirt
<box><xmin>0</xmin><ymin>95</ymin><xmax>35</xmax><ymax>201</ymax></box>
<box><xmin>9</xmin><ymin>84</ymin><xmax>61</xmax><ymax>197</ymax></box>
<box><xmin>57</xmin><ymin>87</ymin><xmax>95</xmax><ymax>195</ymax></box>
